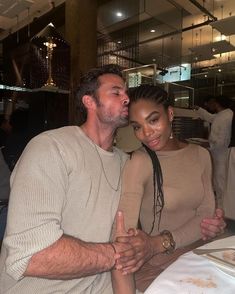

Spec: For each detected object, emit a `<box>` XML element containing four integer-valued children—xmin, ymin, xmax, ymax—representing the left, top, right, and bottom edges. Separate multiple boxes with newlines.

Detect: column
<box><xmin>65</xmin><ymin>0</ymin><xmax>98</xmax><ymax>124</ymax></box>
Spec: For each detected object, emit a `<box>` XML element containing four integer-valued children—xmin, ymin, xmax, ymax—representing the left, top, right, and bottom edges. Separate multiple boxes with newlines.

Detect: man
<box><xmin>195</xmin><ymin>95</ymin><xmax>233</xmax><ymax>207</ymax></box>
<box><xmin>0</xmin><ymin>64</ymin><xmax>226</xmax><ymax>294</ymax></box>
<box><xmin>0</xmin><ymin>64</ymin><xmax>131</xmax><ymax>294</ymax></box>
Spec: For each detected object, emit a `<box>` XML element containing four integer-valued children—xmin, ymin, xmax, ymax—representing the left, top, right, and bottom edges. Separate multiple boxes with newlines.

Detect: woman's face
<box><xmin>129</xmin><ymin>99</ymin><xmax>174</xmax><ymax>151</ymax></box>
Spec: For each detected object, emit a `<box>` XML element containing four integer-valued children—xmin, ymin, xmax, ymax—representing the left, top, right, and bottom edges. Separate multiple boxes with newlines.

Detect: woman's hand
<box><xmin>200</xmin><ymin>208</ymin><xmax>226</xmax><ymax>241</ymax></box>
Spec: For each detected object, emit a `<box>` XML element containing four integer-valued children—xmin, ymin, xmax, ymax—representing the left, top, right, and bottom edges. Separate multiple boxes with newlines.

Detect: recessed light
<box><xmin>152</xmin><ymin>58</ymin><xmax>156</xmax><ymax>62</ymax></box>
<box><xmin>150</xmin><ymin>29</ymin><xmax>156</xmax><ymax>33</ymax></box>
<box><xmin>218</xmin><ymin>68</ymin><xmax>222</xmax><ymax>72</ymax></box>
<box><xmin>116</xmin><ymin>12</ymin><xmax>123</xmax><ymax>17</ymax></box>
<box><xmin>117</xmin><ymin>40</ymin><xmax>122</xmax><ymax>44</ymax></box>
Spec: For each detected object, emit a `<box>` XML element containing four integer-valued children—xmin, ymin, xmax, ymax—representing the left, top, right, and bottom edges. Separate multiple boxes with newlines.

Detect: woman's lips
<box><xmin>147</xmin><ymin>138</ymin><xmax>160</xmax><ymax>149</ymax></box>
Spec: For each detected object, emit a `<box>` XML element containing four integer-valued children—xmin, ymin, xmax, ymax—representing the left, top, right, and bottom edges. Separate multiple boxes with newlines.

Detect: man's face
<box><xmin>94</xmin><ymin>73</ymin><xmax>129</xmax><ymax>127</ymax></box>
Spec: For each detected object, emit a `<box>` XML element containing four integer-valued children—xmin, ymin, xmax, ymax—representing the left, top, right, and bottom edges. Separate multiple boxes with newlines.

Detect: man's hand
<box><xmin>115</xmin><ymin>228</ymin><xmax>155</xmax><ymax>274</ymax></box>
<box><xmin>200</xmin><ymin>208</ymin><xmax>227</xmax><ymax>241</ymax></box>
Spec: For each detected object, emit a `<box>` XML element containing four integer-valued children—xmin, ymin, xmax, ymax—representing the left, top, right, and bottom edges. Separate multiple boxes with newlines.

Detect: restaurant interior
<box><xmin>0</xmin><ymin>1</ymin><xmax>235</xmax><ymax>292</ymax></box>
<box><xmin>1</xmin><ymin>0</ymin><xmax>235</xmax><ymax>220</ymax></box>
<box><xmin>0</xmin><ymin>0</ymin><xmax>235</xmax><ymax>137</ymax></box>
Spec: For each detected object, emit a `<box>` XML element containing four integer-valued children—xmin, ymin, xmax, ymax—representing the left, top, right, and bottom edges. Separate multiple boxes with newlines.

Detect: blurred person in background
<box><xmin>195</xmin><ymin>95</ymin><xmax>233</xmax><ymax>207</ymax></box>
<box><xmin>223</xmin><ymin>110</ymin><xmax>235</xmax><ymax>220</ymax></box>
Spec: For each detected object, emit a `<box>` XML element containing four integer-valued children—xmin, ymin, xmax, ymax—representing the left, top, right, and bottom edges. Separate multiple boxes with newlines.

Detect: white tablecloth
<box><xmin>145</xmin><ymin>236</ymin><xmax>235</xmax><ymax>294</ymax></box>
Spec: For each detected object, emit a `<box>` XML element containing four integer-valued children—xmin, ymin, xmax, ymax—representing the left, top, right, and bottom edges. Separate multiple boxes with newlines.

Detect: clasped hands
<box><xmin>112</xmin><ymin>211</ymin><xmax>155</xmax><ymax>275</ymax></box>
<box><xmin>111</xmin><ymin>209</ymin><xmax>226</xmax><ymax>275</ymax></box>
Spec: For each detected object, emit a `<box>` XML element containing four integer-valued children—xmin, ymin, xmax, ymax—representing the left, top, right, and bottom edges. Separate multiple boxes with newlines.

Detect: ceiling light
<box><xmin>218</xmin><ymin>68</ymin><xmax>222</xmax><ymax>72</ymax></box>
<box><xmin>152</xmin><ymin>58</ymin><xmax>156</xmax><ymax>62</ymax></box>
<box><xmin>116</xmin><ymin>12</ymin><xmax>123</xmax><ymax>17</ymax></box>
<box><xmin>117</xmin><ymin>40</ymin><xmax>122</xmax><ymax>44</ymax></box>
<box><xmin>150</xmin><ymin>29</ymin><xmax>156</xmax><ymax>33</ymax></box>
<box><xmin>204</xmin><ymin>74</ymin><xmax>208</xmax><ymax>77</ymax></box>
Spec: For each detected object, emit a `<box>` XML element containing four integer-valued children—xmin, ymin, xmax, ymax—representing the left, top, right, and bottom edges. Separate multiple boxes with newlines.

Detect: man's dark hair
<box><xmin>77</xmin><ymin>64</ymin><xmax>123</xmax><ymax>125</ymax></box>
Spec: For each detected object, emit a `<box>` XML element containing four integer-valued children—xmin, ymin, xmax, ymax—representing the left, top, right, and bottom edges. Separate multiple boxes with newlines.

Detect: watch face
<box><xmin>163</xmin><ymin>239</ymin><xmax>171</xmax><ymax>249</ymax></box>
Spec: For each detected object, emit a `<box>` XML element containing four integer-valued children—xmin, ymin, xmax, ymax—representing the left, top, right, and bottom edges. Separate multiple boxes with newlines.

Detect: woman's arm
<box><xmin>111</xmin><ymin>211</ymin><xmax>136</xmax><ymax>294</ymax></box>
<box><xmin>111</xmin><ymin>152</ymin><xmax>152</xmax><ymax>293</ymax></box>
<box><xmin>171</xmin><ymin>147</ymin><xmax>215</xmax><ymax>248</ymax></box>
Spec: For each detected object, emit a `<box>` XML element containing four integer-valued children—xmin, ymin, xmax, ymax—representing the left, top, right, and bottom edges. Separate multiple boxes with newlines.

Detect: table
<box><xmin>145</xmin><ymin>236</ymin><xmax>235</xmax><ymax>294</ymax></box>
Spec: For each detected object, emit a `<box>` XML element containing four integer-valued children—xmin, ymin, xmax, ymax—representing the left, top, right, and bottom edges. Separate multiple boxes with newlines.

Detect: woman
<box><xmin>112</xmin><ymin>84</ymin><xmax>225</xmax><ymax>293</ymax></box>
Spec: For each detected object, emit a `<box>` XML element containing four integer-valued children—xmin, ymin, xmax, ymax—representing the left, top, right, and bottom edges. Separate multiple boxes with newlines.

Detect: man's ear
<box><xmin>82</xmin><ymin>95</ymin><xmax>96</xmax><ymax>110</ymax></box>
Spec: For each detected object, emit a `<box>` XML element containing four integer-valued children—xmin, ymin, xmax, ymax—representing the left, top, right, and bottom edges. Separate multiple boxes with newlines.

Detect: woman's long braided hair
<box><xmin>128</xmin><ymin>84</ymin><xmax>171</xmax><ymax>233</ymax></box>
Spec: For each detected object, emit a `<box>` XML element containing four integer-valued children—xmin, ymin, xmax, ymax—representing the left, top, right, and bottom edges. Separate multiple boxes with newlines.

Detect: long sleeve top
<box><xmin>118</xmin><ymin>143</ymin><xmax>215</xmax><ymax>249</ymax></box>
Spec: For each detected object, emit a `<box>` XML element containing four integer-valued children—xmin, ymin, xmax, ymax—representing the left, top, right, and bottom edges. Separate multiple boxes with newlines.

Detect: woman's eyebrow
<box><xmin>130</xmin><ymin>111</ymin><xmax>160</xmax><ymax>124</ymax></box>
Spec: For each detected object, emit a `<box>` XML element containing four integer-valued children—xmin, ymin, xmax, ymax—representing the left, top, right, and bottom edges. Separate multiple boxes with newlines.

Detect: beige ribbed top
<box><xmin>119</xmin><ymin>143</ymin><xmax>215</xmax><ymax>248</ymax></box>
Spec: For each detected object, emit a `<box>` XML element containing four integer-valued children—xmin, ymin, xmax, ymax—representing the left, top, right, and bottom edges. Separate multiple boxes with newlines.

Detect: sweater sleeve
<box><xmin>4</xmin><ymin>134</ymin><xmax>68</xmax><ymax>280</ymax></box>
<box><xmin>116</xmin><ymin>151</ymin><xmax>152</xmax><ymax>232</ymax></box>
<box><xmin>172</xmin><ymin>147</ymin><xmax>215</xmax><ymax>248</ymax></box>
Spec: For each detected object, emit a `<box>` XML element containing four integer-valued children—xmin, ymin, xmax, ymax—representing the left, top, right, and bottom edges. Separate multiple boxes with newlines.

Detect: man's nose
<box><xmin>122</xmin><ymin>93</ymin><xmax>130</xmax><ymax>105</ymax></box>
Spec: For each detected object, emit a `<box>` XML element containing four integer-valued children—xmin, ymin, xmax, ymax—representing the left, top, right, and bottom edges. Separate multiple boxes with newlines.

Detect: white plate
<box><xmin>195</xmin><ymin>236</ymin><xmax>235</xmax><ymax>278</ymax></box>
<box><xmin>205</xmin><ymin>250</ymin><xmax>235</xmax><ymax>278</ymax></box>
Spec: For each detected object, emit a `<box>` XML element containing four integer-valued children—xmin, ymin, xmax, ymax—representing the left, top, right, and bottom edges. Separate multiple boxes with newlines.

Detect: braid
<box><xmin>143</xmin><ymin>144</ymin><xmax>164</xmax><ymax>233</ymax></box>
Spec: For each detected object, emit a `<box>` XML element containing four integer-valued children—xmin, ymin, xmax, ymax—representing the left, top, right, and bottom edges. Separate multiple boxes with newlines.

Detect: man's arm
<box><xmin>24</xmin><ymin>234</ymin><xmax>117</xmax><ymax>279</ymax></box>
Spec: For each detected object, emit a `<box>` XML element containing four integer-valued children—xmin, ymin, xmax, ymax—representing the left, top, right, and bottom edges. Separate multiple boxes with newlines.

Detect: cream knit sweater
<box><xmin>0</xmin><ymin>126</ymin><xmax>128</xmax><ymax>294</ymax></box>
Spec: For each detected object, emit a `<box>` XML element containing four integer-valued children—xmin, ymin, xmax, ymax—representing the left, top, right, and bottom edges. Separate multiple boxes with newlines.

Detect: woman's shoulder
<box><xmin>187</xmin><ymin>143</ymin><xmax>211</xmax><ymax>162</ymax></box>
<box><xmin>124</xmin><ymin>147</ymin><xmax>152</xmax><ymax>171</ymax></box>
<box><xmin>123</xmin><ymin>147</ymin><xmax>153</xmax><ymax>181</ymax></box>
<box><xmin>130</xmin><ymin>146</ymin><xmax>151</xmax><ymax>162</ymax></box>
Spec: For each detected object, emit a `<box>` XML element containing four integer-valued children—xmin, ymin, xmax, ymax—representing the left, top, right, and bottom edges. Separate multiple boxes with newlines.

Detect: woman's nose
<box><xmin>143</xmin><ymin>126</ymin><xmax>153</xmax><ymax>137</ymax></box>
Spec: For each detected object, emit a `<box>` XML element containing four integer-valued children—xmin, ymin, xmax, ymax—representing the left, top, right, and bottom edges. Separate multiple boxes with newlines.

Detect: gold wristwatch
<box><xmin>160</xmin><ymin>230</ymin><xmax>176</xmax><ymax>254</ymax></box>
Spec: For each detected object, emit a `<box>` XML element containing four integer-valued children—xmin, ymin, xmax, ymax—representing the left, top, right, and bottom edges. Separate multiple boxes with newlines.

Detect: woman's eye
<box><xmin>132</xmin><ymin>125</ymin><xmax>140</xmax><ymax>131</ymax></box>
<box><xmin>113</xmin><ymin>91</ymin><xmax>120</xmax><ymax>96</ymax></box>
<box><xmin>150</xmin><ymin>118</ymin><xmax>158</xmax><ymax>124</ymax></box>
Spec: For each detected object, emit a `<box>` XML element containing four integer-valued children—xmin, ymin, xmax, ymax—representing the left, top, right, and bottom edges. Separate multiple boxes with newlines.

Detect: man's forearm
<box><xmin>24</xmin><ymin>234</ymin><xmax>115</xmax><ymax>279</ymax></box>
